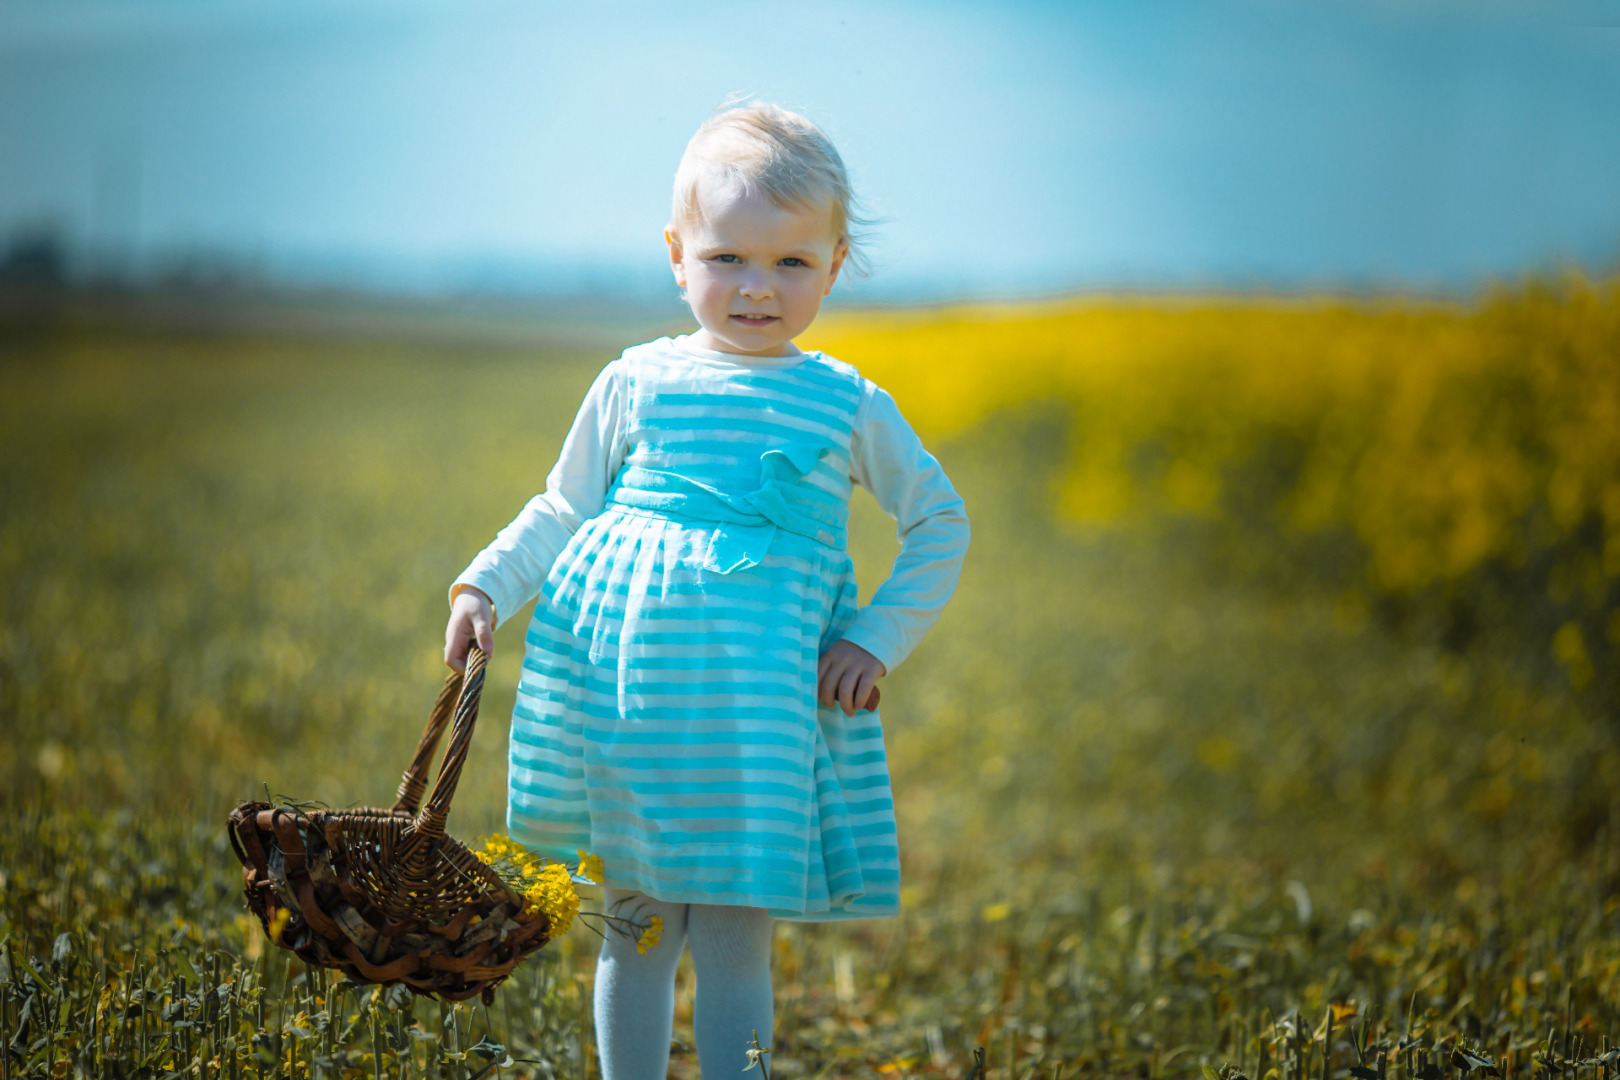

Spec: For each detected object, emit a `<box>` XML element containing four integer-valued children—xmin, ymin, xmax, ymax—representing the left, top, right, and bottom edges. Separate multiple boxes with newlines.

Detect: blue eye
<box><xmin>714</xmin><ymin>254</ymin><xmax>739</xmax><ymax>263</ymax></box>
<box><xmin>780</xmin><ymin>257</ymin><xmax>806</xmax><ymax>267</ymax></box>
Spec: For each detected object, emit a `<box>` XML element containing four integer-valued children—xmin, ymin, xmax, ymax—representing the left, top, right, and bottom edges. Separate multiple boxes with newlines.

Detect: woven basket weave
<box><xmin>226</xmin><ymin>647</ymin><xmax>554</xmax><ymax>1003</ymax></box>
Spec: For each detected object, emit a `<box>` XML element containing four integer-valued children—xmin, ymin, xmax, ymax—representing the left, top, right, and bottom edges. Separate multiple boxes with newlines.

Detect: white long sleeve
<box><xmin>450</xmin><ymin>361</ymin><xmax>628</xmax><ymax>626</ymax></box>
<box><xmin>839</xmin><ymin>381</ymin><xmax>971</xmax><ymax>673</ymax></box>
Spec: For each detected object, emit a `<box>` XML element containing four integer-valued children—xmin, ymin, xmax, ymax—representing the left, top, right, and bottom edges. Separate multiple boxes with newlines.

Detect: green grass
<box><xmin>2</xmin><ymin>313</ymin><xmax>1617</xmax><ymax>1079</ymax></box>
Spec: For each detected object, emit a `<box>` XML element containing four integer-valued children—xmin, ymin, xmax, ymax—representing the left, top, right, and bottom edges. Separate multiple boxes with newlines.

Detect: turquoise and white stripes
<box><xmin>506</xmin><ymin>345</ymin><xmax>900</xmax><ymax>920</ymax></box>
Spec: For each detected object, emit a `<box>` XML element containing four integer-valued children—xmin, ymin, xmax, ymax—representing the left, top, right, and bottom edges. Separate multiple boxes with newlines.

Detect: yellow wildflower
<box><xmin>471</xmin><ymin>834</ymin><xmax>515</xmax><ymax>862</ymax></box>
<box><xmin>267</xmin><ymin>907</ymin><xmax>292</xmax><ymax>944</ymax></box>
<box><xmin>522</xmin><ymin>863</ymin><xmax>580</xmax><ymax>936</ymax></box>
<box><xmin>474</xmin><ymin>833</ymin><xmax>582</xmax><ymax>937</ymax></box>
<box><xmin>576</xmin><ymin>850</ymin><xmax>604</xmax><ymax>884</ymax></box>
<box><xmin>637</xmin><ymin>915</ymin><xmax>664</xmax><ymax>954</ymax></box>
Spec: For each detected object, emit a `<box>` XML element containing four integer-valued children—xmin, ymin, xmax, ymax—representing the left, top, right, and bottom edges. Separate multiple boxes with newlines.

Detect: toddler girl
<box><xmin>444</xmin><ymin>102</ymin><xmax>969</xmax><ymax>1080</ymax></box>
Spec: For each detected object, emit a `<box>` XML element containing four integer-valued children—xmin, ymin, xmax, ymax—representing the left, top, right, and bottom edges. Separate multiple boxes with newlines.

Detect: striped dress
<box><xmin>457</xmin><ymin>337</ymin><xmax>969</xmax><ymax>921</ymax></box>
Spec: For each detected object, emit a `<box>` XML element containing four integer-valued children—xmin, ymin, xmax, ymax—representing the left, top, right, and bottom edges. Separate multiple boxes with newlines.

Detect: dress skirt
<box><xmin>504</xmin><ymin>503</ymin><xmax>901</xmax><ymax>921</ymax></box>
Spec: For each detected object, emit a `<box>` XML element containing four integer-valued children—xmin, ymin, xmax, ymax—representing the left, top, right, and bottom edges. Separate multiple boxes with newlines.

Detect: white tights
<box><xmin>593</xmin><ymin>888</ymin><xmax>774</xmax><ymax>1080</ymax></box>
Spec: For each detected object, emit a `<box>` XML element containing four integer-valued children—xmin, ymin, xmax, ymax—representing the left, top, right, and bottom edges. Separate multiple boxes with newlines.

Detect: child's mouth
<box><xmin>730</xmin><ymin>314</ymin><xmax>779</xmax><ymax>327</ymax></box>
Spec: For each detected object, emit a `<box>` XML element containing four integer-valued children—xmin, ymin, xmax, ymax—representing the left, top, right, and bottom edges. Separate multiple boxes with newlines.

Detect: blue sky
<box><xmin>1</xmin><ymin>0</ymin><xmax>1617</xmax><ymax>300</ymax></box>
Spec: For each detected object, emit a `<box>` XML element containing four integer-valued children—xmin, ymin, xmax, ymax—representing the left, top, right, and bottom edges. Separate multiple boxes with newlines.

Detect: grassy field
<box><xmin>1</xmin><ymin>277</ymin><xmax>1617</xmax><ymax>1079</ymax></box>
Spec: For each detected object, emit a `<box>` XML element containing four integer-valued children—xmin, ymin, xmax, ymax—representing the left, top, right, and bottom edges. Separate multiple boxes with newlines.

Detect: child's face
<box><xmin>667</xmin><ymin>185</ymin><xmax>848</xmax><ymax>357</ymax></box>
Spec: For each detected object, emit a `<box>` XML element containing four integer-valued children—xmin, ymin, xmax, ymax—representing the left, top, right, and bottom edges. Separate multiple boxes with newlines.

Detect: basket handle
<box><xmin>392</xmin><ymin>666</ymin><xmax>466</xmax><ymax>815</ymax></box>
<box><xmin>411</xmin><ymin>644</ymin><xmax>488</xmax><ymax>840</ymax></box>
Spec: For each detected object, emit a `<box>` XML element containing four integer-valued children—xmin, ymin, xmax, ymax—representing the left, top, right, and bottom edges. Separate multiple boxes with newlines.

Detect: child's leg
<box><xmin>686</xmin><ymin>904</ymin><xmax>774</xmax><ymax>1078</ymax></box>
<box><xmin>594</xmin><ymin>889</ymin><xmax>688</xmax><ymax>1080</ymax></box>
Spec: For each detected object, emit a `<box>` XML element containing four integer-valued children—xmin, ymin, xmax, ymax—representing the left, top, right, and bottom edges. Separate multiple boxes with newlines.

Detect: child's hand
<box><xmin>445</xmin><ymin>586</ymin><xmax>495</xmax><ymax>673</ymax></box>
<box><xmin>817</xmin><ymin>639</ymin><xmax>886</xmax><ymax>716</ymax></box>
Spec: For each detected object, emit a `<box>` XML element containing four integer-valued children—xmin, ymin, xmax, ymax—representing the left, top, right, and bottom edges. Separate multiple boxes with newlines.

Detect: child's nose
<box><xmin>739</xmin><ymin>271</ymin><xmax>773</xmax><ymax>299</ymax></box>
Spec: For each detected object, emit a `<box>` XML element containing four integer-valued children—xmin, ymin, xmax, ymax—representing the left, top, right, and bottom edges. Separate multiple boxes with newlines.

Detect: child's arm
<box><xmin>444</xmin><ymin>361</ymin><xmax>628</xmax><ymax>671</ymax></box>
<box><xmin>838</xmin><ymin>380</ymin><xmax>970</xmax><ymax>681</ymax></box>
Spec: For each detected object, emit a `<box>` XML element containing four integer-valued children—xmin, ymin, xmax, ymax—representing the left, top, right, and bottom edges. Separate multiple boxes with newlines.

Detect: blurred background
<box><xmin>3</xmin><ymin>3</ymin><xmax>1620</xmax><ymax>1078</ymax></box>
<box><xmin>3</xmin><ymin>0</ymin><xmax>1619</xmax><ymax>299</ymax></box>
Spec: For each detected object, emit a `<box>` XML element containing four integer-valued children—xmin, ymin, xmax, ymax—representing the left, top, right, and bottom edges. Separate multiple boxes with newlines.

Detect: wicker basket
<box><xmin>226</xmin><ymin>647</ymin><xmax>554</xmax><ymax>1004</ymax></box>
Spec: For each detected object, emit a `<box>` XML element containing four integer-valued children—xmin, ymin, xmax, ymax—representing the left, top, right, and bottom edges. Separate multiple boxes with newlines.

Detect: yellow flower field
<box><xmin>813</xmin><ymin>274</ymin><xmax>1620</xmax><ymax>594</ymax></box>
<box><xmin>1</xmin><ymin>273</ymin><xmax>1616</xmax><ymax>1078</ymax></box>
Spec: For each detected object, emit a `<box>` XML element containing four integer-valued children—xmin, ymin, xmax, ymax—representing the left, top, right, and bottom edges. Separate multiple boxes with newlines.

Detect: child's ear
<box><xmin>824</xmin><ymin>237</ymin><xmax>850</xmax><ymax>296</ymax></box>
<box><xmin>666</xmin><ymin>228</ymin><xmax>688</xmax><ymax>289</ymax></box>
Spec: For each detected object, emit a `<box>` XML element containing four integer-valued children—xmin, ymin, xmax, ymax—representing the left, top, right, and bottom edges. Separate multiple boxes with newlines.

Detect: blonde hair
<box><xmin>670</xmin><ymin>101</ymin><xmax>868</xmax><ymax>276</ymax></box>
